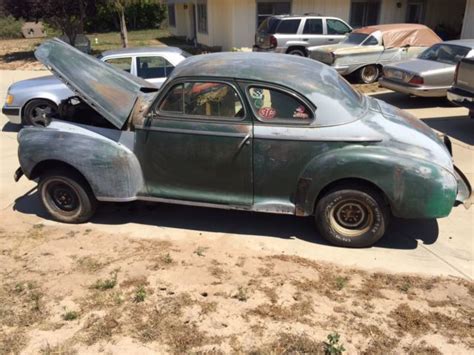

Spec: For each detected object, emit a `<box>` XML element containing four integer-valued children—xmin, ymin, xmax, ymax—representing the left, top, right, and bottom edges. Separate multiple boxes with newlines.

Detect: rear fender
<box><xmin>297</xmin><ymin>146</ymin><xmax>457</xmax><ymax>219</ymax></box>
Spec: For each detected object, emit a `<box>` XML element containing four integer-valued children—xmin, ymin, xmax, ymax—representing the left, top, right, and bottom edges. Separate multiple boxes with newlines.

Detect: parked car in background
<box><xmin>380</xmin><ymin>40</ymin><xmax>474</xmax><ymax>97</ymax></box>
<box><xmin>253</xmin><ymin>14</ymin><xmax>352</xmax><ymax>56</ymax></box>
<box><xmin>309</xmin><ymin>24</ymin><xmax>442</xmax><ymax>83</ymax></box>
<box><xmin>15</xmin><ymin>39</ymin><xmax>471</xmax><ymax>248</ymax></box>
<box><xmin>2</xmin><ymin>46</ymin><xmax>190</xmax><ymax>126</ymax></box>
<box><xmin>448</xmin><ymin>57</ymin><xmax>474</xmax><ymax>117</ymax></box>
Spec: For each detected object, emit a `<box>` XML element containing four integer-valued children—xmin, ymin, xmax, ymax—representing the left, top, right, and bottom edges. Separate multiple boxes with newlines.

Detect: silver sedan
<box><xmin>2</xmin><ymin>46</ymin><xmax>190</xmax><ymax>126</ymax></box>
<box><xmin>379</xmin><ymin>40</ymin><xmax>474</xmax><ymax>97</ymax></box>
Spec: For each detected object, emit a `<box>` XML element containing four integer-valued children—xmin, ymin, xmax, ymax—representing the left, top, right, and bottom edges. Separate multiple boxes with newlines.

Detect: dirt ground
<box><xmin>0</xmin><ymin>214</ymin><xmax>472</xmax><ymax>354</ymax></box>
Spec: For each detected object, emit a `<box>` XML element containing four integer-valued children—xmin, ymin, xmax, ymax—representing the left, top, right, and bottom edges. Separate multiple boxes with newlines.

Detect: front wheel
<box><xmin>357</xmin><ymin>65</ymin><xmax>380</xmax><ymax>84</ymax></box>
<box><xmin>39</xmin><ymin>170</ymin><xmax>97</xmax><ymax>223</ymax></box>
<box><xmin>315</xmin><ymin>186</ymin><xmax>389</xmax><ymax>247</ymax></box>
<box><xmin>23</xmin><ymin>99</ymin><xmax>58</xmax><ymax>127</ymax></box>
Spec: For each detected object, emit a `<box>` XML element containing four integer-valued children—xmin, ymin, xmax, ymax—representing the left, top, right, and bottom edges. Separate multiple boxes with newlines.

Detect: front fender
<box><xmin>298</xmin><ymin>146</ymin><xmax>457</xmax><ymax>219</ymax></box>
<box><xmin>18</xmin><ymin>122</ymin><xmax>144</xmax><ymax>201</ymax></box>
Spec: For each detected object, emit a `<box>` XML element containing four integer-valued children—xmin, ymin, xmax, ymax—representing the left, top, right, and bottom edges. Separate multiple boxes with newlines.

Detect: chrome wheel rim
<box><xmin>362</xmin><ymin>66</ymin><xmax>379</xmax><ymax>83</ymax></box>
<box><xmin>329</xmin><ymin>200</ymin><xmax>374</xmax><ymax>238</ymax></box>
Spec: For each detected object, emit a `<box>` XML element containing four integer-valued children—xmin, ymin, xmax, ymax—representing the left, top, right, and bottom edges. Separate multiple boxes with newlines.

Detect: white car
<box><xmin>2</xmin><ymin>46</ymin><xmax>191</xmax><ymax>126</ymax></box>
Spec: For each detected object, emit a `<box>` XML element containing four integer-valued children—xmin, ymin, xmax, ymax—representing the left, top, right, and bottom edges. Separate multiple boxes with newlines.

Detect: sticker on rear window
<box><xmin>258</xmin><ymin>107</ymin><xmax>276</xmax><ymax>120</ymax></box>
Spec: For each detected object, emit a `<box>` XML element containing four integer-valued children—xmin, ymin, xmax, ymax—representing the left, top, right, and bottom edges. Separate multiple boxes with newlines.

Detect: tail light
<box><xmin>453</xmin><ymin>62</ymin><xmax>460</xmax><ymax>83</ymax></box>
<box><xmin>270</xmin><ymin>35</ymin><xmax>277</xmax><ymax>48</ymax></box>
<box><xmin>409</xmin><ymin>75</ymin><xmax>424</xmax><ymax>85</ymax></box>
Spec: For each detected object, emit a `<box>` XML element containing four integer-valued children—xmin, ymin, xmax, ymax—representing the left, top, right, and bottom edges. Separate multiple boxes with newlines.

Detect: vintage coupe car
<box><xmin>2</xmin><ymin>46</ymin><xmax>190</xmax><ymax>126</ymax></box>
<box><xmin>15</xmin><ymin>39</ymin><xmax>471</xmax><ymax>248</ymax></box>
<box><xmin>380</xmin><ymin>40</ymin><xmax>474</xmax><ymax>97</ymax></box>
<box><xmin>309</xmin><ymin>24</ymin><xmax>442</xmax><ymax>84</ymax></box>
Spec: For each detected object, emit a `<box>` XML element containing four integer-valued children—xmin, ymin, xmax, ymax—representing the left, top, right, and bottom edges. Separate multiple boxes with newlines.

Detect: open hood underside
<box><xmin>35</xmin><ymin>38</ymin><xmax>159</xmax><ymax>129</ymax></box>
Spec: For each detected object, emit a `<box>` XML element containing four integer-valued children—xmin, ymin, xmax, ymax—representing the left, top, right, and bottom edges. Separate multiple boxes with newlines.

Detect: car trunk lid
<box><xmin>35</xmin><ymin>38</ymin><xmax>160</xmax><ymax>129</ymax></box>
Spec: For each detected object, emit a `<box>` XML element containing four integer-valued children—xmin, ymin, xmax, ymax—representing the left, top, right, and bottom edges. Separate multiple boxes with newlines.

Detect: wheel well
<box><xmin>30</xmin><ymin>160</ymin><xmax>90</xmax><ymax>187</ymax></box>
<box><xmin>286</xmin><ymin>46</ymin><xmax>308</xmax><ymax>56</ymax></box>
<box><xmin>21</xmin><ymin>98</ymin><xmax>58</xmax><ymax>123</ymax></box>
<box><xmin>315</xmin><ymin>178</ymin><xmax>391</xmax><ymax>211</ymax></box>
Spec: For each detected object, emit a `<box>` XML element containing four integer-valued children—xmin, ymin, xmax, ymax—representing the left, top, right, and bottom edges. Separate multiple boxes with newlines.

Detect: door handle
<box><xmin>328</xmin><ymin>38</ymin><xmax>335</xmax><ymax>42</ymax></box>
<box><xmin>237</xmin><ymin>133</ymin><xmax>251</xmax><ymax>150</ymax></box>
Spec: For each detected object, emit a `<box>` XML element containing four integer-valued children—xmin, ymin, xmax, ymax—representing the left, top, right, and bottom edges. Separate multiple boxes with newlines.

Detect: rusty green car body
<box><xmin>15</xmin><ymin>39</ymin><xmax>471</xmax><ymax>247</ymax></box>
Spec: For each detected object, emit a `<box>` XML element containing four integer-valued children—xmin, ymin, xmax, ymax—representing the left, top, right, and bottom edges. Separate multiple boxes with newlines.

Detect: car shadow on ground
<box><xmin>370</xmin><ymin>91</ymin><xmax>454</xmax><ymax>109</ymax></box>
<box><xmin>13</xmin><ymin>189</ymin><xmax>439</xmax><ymax>250</ymax></box>
<box><xmin>421</xmin><ymin>116</ymin><xmax>474</xmax><ymax>145</ymax></box>
<box><xmin>2</xmin><ymin>122</ymin><xmax>21</xmax><ymax>132</ymax></box>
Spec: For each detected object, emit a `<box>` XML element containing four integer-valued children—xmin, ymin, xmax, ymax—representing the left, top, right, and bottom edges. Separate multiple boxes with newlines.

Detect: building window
<box><xmin>257</xmin><ymin>1</ymin><xmax>291</xmax><ymax>27</ymax></box>
<box><xmin>168</xmin><ymin>5</ymin><xmax>176</xmax><ymax>27</ymax></box>
<box><xmin>349</xmin><ymin>0</ymin><xmax>380</xmax><ymax>28</ymax></box>
<box><xmin>197</xmin><ymin>2</ymin><xmax>208</xmax><ymax>34</ymax></box>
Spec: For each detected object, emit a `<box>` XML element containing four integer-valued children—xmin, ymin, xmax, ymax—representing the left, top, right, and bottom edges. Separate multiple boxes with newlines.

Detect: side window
<box><xmin>104</xmin><ymin>57</ymin><xmax>132</xmax><ymax>73</ymax></box>
<box><xmin>247</xmin><ymin>87</ymin><xmax>313</xmax><ymax>123</ymax></box>
<box><xmin>136</xmin><ymin>56</ymin><xmax>175</xmax><ymax>79</ymax></box>
<box><xmin>303</xmin><ymin>19</ymin><xmax>323</xmax><ymax>35</ymax></box>
<box><xmin>327</xmin><ymin>19</ymin><xmax>351</xmax><ymax>35</ymax></box>
<box><xmin>159</xmin><ymin>82</ymin><xmax>244</xmax><ymax>119</ymax></box>
<box><xmin>363</xmin><ymin>36</ymin><xmax>379</xmax><ymax>46</ymax></box>
<box><xmin>276</xmin><ymin>19</ymin><xmax>301</xmax><ymax>34</ymax></box>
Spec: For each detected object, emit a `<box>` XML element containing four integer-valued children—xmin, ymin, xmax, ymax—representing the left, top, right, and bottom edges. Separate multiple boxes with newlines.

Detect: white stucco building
<box><xmin>165</xmin><ymin>0</ymin><xmax>473</xmax><ymax>51</ymax></box>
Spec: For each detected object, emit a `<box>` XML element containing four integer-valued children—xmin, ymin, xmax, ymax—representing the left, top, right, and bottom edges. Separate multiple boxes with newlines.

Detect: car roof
<box><xmin>442</xmin><ymin>39</ymin><xmax>474</xmax><ymax>48</ymax></box>
<box><xmin>272</xmin><ymin>14</ymin><xmax>339</xmax><ymax>20</ymax></box>
<box><xmin>167</xmin><ymin>52</ymin><xmax>366</xmax><ymax>127</ymax></box>
<box><xmin>101</xmin><ymin>46</ymin><xmax>184</xmax><ymax>57</ymax></box>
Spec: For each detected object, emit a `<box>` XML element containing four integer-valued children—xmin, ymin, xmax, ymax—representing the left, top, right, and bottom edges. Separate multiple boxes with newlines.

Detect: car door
<box><xmin>301</xmin><ymin>18</ymin><xmax>325</xmax><ymax>47</ymax></box>
<box><xmin>136</xmin><ymin>55</ymin><xmax>176</xmax><ymax>88</ymax></box>
<box><xmin>135</xmin><ymin>79</ymin><xmax>253</xmax><ymax>206</ymax></box>
<box><xmin>325</xmin><ymin>19</ymin><xmax>352</xmax><ymax>45</ymax></box>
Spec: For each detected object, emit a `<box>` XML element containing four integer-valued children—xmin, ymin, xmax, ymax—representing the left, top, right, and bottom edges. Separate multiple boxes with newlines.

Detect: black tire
<box><xmin>287</xmin><ymin>48</ymin><xmax>307</xmax><ymax>57</ymax></box>
<box><xmin>315</xmin><ymin>185</ymin><xmax>390</xmax><ymax>248</ymax></box>
<box><xmin>39</xmin><ymin>169</ymin><xmax>97</xmax><ymax>223</ymax></box>
<box><xmin>357</xmin><ymin>65</ymin><xmax>380</xmax><ymax>84</ymax></box>
<box><xmin>23</xmin><ymin>99</ymin><xmax>57</xmax><ymax>126</ymax></box>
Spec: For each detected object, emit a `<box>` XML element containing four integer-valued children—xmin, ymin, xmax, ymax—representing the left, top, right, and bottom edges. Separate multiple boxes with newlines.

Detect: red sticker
<box><xmin>258</xmin><ymin>107</ymin><xmax>277</xmax><ymax>120</ymax></box>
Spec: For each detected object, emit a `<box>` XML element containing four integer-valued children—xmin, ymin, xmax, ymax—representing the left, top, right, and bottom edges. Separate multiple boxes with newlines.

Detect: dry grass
<box><xmin>0</xmin><ymin>224</ymin><xmax>472</xmax><ymax>353</ymax></box>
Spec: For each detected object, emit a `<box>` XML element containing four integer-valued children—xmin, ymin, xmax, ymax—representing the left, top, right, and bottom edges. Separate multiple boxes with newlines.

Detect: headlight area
<box><xmin>5</xmin><ymin>93</ymin><xmax>14</xmax><ymax>105</ymax></box>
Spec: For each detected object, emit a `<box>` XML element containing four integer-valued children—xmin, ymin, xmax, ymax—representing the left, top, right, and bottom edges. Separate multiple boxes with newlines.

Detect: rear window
<box><xmin>342</xmin><ymin>33</ymin><xmax>369</xmax><ymax>45</ymax></box>
<box><xmin>257</xmin><ymin>17</ymin><xmax>281</xmax><ymax>34</ymax></box>
<box><xmin>419</xmin><ymin>44</ymin><xmax>471</xmax><ymax>65</ymax></box>
<box><xmin>276</xmin><ymin>19</ymin><xmax>301</xmax><ymax>34</ymax></box>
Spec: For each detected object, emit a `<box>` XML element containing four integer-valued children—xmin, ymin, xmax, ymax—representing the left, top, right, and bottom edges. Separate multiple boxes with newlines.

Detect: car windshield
<box><xmin>342</xmin><ymin>33</ymin><xmax>369</xmax><ymax>45</ymax></box>
<box><xmin>257</xmin><ymin>17</ymin><xmax>280</xmax><ymax>34</ymax></box>
<box><xmin>418</xmin><ymin>44</ymin><xmax>471</xmax><ymax>65</ymax></box>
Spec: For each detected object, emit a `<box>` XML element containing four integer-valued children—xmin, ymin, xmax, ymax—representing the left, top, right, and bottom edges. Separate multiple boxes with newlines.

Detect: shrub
<box><xmin>0</xmin><ymin>16</ymin><xmax>24</xmax><ymax>39</ymax></box>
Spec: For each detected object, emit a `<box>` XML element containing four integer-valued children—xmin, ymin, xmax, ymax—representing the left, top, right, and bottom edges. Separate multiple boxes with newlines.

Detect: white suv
<box><xmin>253</xmin><ymin>15</ymin><xmax>352</xmax><ymax>56</ymax></box>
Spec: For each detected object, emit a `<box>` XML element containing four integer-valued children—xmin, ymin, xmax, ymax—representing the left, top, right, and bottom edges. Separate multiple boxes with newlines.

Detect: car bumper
<box><xmin>454</xmin><ymin>165</ymin><xmax>472</xmax><ymax>209</ymax></box>
<box><xmin>2</xmin><ymin>106</ymin><xmax>21</xmax><ymax>124</ymax></box>
<box><xmin>447</xmin><ymin>88</ymin><xmax>474</xmax><ymax>110</ymax></box>
<box><xmin>252</xmin><ymin>46</ymin><xmax>286</xmax><ymax>54</ymax></box>
<box><xmin>379</xmin><ymin>78</ymin><xmax>448</xmax><ymax>97</ymax></box>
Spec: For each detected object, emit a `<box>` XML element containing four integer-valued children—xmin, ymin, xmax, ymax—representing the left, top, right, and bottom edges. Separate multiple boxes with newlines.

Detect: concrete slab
<box><xmin>0</xmin><ymin>72</ymin><xmax>472</xmax><ymax>280</ymax></box>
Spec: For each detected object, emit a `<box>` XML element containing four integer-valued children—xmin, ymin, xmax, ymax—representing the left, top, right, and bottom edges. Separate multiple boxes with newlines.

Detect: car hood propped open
<box><xmin>35</xmin><ymin>38</ymin><xmax>160</xmax><ymax>129</ymax></box>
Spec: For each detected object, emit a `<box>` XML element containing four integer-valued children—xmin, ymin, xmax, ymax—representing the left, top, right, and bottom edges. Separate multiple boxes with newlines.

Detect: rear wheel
<box><xmin>315</xmin><ymin>185</ymin><xmax>389</xmax><ymax>248</ymax></box>
<box><xmin>357</xmin><ymin>65</ymin><xmax>380</xmax><ymax>84</ymax></box>
<box><xmin>287</xmin><ymin>48</ymin><xmax>307</xmax><ymax>57</ymax></box>
<box><xmin>23</xmin><ymin>99</ymin><xmax>57</xmax><ymax>127</ymax></box>
<box><xmin>39</xmin><ymin>169</ymin><xmax>97</xmax><ymax>223</ymax></box>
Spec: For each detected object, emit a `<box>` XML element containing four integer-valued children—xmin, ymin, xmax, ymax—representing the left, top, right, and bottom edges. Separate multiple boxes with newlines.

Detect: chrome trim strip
<box><xmin>96</xmin><ymin>195</ymin><xmax>296</xmax><ymax>215</ymax></box>
<box><xmin>134</xmin><ymin>125</ymin><xmax>249</xmax><ymax>138</ymax></box>
<box><xmin>254</xmin><ymin>135</ymin><xmax>382</xmax><ymax>142</ymax></box>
